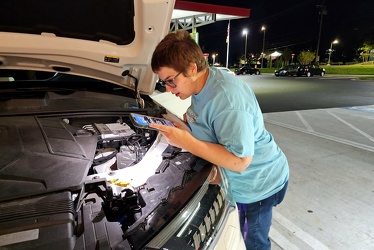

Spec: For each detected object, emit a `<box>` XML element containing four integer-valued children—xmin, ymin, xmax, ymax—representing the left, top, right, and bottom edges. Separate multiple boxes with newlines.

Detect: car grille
<box><xmin>145</xmin><ymin>183</ymin><xmax>229</xmax><ymax>250</ymax></box>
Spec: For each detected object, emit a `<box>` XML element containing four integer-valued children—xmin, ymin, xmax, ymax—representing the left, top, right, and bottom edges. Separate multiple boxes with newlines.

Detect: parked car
<box><xmin>274</xmin><ymin>65</ymin><xmax>298</xmax><ymax>77</ymax></box>
<box><xmin>296</xmin><ymin>64</ymin><xmax>326</xmax><ymax>77</ymax></box>
<box><xmin>216</xmin><ymin>66</ymin><xmax>236</xmax><ymax>76</ymax></box>
<box><xmin>235</xmin><ymin>65</ymin><xmax>261</xmax><ymax>75</ymax></box>
<box><xmin>0</xmin><ymin>1</ymin><xmax>245</xmax><ymax>250</ymax></box>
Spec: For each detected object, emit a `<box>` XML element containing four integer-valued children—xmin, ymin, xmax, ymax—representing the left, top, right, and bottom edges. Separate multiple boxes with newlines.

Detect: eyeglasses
<box><xmin>158</xmin><ymin>71</ymin><xmax>182</xmax><ymax>88</ymax></box>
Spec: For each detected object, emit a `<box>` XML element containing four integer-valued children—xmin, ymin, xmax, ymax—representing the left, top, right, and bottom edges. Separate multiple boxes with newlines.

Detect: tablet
<box><xmin>129</xmin><ymin>113</ymin><xmax>175</xmax><ymax>130</ymax></box>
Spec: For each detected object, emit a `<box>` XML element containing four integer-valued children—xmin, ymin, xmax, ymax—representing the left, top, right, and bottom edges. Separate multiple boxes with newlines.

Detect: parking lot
<box><xmin>265</xmin><ymin>105</ymin><xmax>374</xmax><ymax>249</ymax></box>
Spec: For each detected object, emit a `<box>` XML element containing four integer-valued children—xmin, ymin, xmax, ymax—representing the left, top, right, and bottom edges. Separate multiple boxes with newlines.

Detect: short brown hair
<box><xmin>151</xmin><ymin>30</ymin><xmax>207</xmax><ymax>75</ymax></box>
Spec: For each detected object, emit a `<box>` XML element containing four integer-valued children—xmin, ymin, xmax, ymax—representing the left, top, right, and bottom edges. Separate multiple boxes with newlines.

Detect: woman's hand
<box><xmin>149</xmin><ymin>122</ymin><xmax>193</xmax><ymax>149</ymax></box>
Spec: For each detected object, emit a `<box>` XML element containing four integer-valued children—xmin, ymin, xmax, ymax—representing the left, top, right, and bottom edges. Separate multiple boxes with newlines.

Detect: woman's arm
<box><xmin>150</xmin><ymin>122</ymin><xmax>252</xmax><ymax>172</ymax></box>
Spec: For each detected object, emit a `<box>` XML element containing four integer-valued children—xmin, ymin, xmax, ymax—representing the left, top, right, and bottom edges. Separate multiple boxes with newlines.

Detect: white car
<box><xmin>215</xmin><ymin>66</ymin><xmax>236</xmax><ymax>76</ymax></box>
<box><xmin>0</xmin><ymin>1</ymin><xmax>245</xmax><ymax>250</ymax></box>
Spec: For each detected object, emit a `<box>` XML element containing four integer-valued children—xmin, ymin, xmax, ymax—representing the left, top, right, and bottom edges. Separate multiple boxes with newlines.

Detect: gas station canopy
<box><xmin>171</xmin><ymin>0</ymin><xmax>250</xmax><ymax>31</ymax></box>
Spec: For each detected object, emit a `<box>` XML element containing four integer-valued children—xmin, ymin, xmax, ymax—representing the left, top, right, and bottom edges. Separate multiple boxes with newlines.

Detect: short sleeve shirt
<box><xmin>186</xmin><ymin>67</ymin><xmax>289</xmax><ymax>203</ymax></box>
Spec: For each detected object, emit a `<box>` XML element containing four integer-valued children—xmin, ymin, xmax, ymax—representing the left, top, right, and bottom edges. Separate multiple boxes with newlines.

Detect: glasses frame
<box><xmin>158</xmin><ymin>71</ymin><xmax>182</xmax><ymax>88</ymax></box>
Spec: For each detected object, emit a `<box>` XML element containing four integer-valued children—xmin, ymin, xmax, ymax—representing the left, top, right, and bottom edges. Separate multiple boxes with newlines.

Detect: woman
<box><xmin>150</xmin><ymin>30</ymin><xmax>289</xmax><ymax>250</ymax></box>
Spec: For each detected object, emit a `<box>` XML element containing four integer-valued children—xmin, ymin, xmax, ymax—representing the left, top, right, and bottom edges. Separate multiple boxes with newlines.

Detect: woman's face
<box><xmin>156</xmin><ymin>66</ymin><xmax>197</xmax><ymax>100</ymax></box>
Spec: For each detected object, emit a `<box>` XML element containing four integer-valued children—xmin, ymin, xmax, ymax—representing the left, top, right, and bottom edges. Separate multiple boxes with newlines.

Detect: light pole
<box><xmin>242</xmin><ymin>29</ymin><xmax>248</xmax><ymax>64</ymax></box>
<box><xmin>316</xmin><ymin>4</ymin><xmax>327</xmax><ymax>63</ymax></box>
<box><xmin>327</xmin><ymin>39</ymin><xmax>338</xmax><ymax>66</ymax></box>
<box><xmin>261</xmin><ymin>26</ymin><xmax>266</xmax><ymax>68</ymax></box>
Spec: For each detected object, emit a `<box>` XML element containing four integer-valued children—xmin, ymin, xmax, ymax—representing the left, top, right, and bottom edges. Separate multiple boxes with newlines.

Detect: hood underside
<box><xmin>0</xmin><ymin>0</ymin><xmax>175</xmax><ymax>95</ymax></box>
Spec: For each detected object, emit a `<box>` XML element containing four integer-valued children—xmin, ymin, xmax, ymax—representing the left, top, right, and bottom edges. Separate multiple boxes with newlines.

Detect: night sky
<box><xmin>194</xmin><ymin>0</ymin><xmax>374</xmax><ymax>66</ymax></box>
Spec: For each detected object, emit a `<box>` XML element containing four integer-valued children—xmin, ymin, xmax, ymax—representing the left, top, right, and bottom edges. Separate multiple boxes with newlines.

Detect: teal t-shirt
<box><xmin>186</xmin><ymin>67</ymin><xmax>289</xmax><ymax>203</ymax></box>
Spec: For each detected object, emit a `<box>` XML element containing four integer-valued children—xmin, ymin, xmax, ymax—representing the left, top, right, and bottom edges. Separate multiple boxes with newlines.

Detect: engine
<box><xmin>0</xmin><ymin>114</ymin><xmax>210</xmax><ymax>250</ymax></box>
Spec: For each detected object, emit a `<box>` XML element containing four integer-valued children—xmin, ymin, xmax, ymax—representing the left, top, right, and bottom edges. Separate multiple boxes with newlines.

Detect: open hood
<box><xmin>0</xmin><ymin>0</ymin><xmax>175</xmax><ymax>95</ymax></box>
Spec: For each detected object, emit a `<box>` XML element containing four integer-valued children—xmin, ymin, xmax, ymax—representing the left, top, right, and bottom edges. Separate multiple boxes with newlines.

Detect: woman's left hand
<box><xmin>149</xmin><ymin>122</ymin><xmax>193</xmax><ymax>150</ymax></box>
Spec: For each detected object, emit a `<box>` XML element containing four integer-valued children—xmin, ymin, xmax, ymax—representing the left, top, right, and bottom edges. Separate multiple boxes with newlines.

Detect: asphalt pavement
<box><xmin>265</xmin><ymin>105</ymin><xmax>374</xmax><ymax>250</ymax></box>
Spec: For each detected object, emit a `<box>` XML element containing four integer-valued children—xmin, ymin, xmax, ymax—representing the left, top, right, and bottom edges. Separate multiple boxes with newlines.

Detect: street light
<box><xmin>261</xmin><ymin>26</ymin><xmax>266</xmax><ymax>68</ymax></box>
<box><xmin>242</xmin><ymin>29</ymin><xmax>248</xmax><ymax>64</ymax></box>
<box><xmin>327</xmin><ymin>39</ymin><xmax>339</xmax><ymax>66</ymax></box>
<box><xmin>212</xmin><ymin>53</ymin><xmax>218</xmax><ymax>66</ymax></box>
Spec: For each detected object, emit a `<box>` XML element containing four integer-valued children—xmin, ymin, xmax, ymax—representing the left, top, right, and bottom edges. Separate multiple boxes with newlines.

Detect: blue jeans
<box><xmin>237</xmin><ymin>181</ymin><xmax>288</xmax><ymax>250</ymax></box>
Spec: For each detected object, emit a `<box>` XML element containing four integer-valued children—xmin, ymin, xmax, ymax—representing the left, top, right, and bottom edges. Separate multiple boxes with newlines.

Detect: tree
<box><xmin>273</xmin><ymin>56</ymin><xmax>283</xmax><ymax>69</ymax></box>
<box><xmin>358</xmin><ymin>41</ymin><xmax>374</xmax><ymax>63</ymax></box>
<box><xmin>297</xmin><ymin>51</ymin><xmax>316</xmax><ymax>64</ymax></box>
<box><xmin>239</xmin><ymin>54</ymin><xmax>247</xmax><ymax>65</ymax></box>
<box><xmin>282</xmin><ymin>47</ymin><xmax>293</xmax><ymax>65</ymax></box>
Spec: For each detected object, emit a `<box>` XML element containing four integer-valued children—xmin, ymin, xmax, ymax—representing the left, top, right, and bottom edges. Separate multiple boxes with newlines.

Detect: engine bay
<box><xmin>0</xmin><ymin>113</ymin><xmax>212</xmax><ymax>249</ymax></box>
